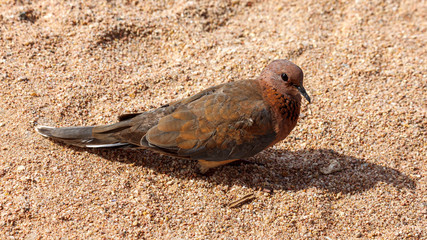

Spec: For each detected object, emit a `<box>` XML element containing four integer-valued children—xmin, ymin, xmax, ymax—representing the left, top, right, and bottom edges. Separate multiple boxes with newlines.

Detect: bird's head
<box><xmin>259</xmin><ymin>59</ymin><xmax>311</xmax><ymax>103</ymax></box>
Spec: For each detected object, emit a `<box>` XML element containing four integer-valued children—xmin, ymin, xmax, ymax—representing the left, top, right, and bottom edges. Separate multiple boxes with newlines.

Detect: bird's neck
<box><xmin>259</xmin><ymin>81</ymin><xmax>301</xmax><ymax>140</ymax></box>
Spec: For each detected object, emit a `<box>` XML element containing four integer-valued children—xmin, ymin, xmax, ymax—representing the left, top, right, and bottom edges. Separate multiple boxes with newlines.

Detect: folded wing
<box><xmin>141</xmin><ymin>80</ymin><xmax>276</xmax><ymax>161</ymax></box>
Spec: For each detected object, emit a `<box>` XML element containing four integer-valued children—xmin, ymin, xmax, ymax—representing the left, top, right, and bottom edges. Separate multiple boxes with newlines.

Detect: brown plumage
<box><xmin>36</xmin><ymin>59</ymin><xmax>311</xmax><ymax>173</ymax></box>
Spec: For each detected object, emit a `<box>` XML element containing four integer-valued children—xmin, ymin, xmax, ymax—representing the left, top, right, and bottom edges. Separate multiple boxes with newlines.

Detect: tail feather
<box><xmin>36</xmin><ymin>125</ymin><xmax>93</xmax><ymax>139</ymax></box>
<box><xmin>35</xmin><ymin>125</ymin><xmax>134</xmax><ymax>148</ymax></box>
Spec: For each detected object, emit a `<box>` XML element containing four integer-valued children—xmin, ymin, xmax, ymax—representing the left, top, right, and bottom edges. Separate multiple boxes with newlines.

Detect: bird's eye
<box><xmin>281</xmin><ymin>73</ymin><xmax>288</xmax><ymax>82</ymax></box>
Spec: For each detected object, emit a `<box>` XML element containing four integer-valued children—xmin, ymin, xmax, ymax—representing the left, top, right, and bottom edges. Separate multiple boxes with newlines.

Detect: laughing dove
<box><xmin>36</xmin><ymin>59</ymin><xmax>311</xmax><ymax>173</ymax></box>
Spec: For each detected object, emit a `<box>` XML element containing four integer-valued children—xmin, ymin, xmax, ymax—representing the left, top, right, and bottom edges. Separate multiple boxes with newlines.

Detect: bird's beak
<box><xmin>297</xmin><ymin>86</ymin><xmax>311</xmax><ymax>103</ymax></box>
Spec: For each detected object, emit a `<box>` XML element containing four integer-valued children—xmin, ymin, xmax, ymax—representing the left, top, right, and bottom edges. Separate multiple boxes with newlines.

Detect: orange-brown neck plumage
<box><xmin>259</xmin><ymin>81</ymin><xmax>301</xmax><ymax>141</ymax></box>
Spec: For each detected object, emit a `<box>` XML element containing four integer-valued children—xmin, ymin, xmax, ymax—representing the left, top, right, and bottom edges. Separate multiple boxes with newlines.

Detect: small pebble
<box><xmin>17</xmin><ymin>165</ymin><xmax>25</xmax><ymax>171</ymax></box>
<box><xmin>320</xmin><ymin>160</ymin><xmax>342</xmax><ymax>174</ymax></box>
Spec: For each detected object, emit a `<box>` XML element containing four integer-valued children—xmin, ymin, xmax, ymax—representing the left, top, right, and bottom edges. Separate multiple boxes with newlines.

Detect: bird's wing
<box><xmin>141</xmin><ymin>80</ymin><xmax>277</xmax><ymax>161</ymax></box>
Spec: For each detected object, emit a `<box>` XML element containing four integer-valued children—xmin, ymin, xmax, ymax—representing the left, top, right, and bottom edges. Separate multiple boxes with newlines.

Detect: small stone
<box><xmin>18</xmin><ymin>76</ymin><xmax>29</xmax><ymax>82</ymax></box>
<box><xmin>17</xmin><ymin>165</ymin><xmax>25</xmax><ymax>171</ymax></box>
<box><xmin>320</xmin><ymin>160</ymin><xmax>342</xmax><ymax>174</ymax></box>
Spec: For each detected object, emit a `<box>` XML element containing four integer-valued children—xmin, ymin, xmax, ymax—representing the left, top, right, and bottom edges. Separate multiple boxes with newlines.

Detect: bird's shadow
<box><xmin>56</xmin><ymin>142</ymin><xmax>416</xmax><ymax>194</ymax></box>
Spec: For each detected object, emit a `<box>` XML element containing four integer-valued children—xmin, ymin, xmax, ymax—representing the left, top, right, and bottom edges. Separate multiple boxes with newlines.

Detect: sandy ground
<box><xmin>0</xmin><ymin>0</ymin><xmax>426</xmax><ymax>239</ymax></box>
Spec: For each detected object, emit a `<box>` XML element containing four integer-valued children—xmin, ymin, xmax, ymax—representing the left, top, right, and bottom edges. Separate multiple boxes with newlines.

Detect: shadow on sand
<box><xmin>55</xmin><ymin>141</ymin><xmax>416</xmax><ymax>194</ymax></box>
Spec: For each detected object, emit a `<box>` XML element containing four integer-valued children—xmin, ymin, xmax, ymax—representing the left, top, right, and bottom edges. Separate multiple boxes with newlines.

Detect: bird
<box><xmin>36</xmin><ymin>59</ymin><xmax>311</xmax><ymax>173</ymax></box>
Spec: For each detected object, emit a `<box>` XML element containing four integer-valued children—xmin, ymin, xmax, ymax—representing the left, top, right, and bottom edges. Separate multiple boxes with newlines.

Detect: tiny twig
<box><xmin>228</xmin><ymin>193</ymin><xmax>256</xmax><ymax>208</ymax></box>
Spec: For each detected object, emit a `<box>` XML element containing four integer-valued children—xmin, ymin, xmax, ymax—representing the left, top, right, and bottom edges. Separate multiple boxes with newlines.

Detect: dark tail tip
<box><xmin>35</xmin><ymin>125</ymin><xmax>94</xmax><ymax>139</ymax></box>
<box><xmin>35</xmin><ymin>125</ymin><xmax>56</xmax><ymax>138</ymax></box>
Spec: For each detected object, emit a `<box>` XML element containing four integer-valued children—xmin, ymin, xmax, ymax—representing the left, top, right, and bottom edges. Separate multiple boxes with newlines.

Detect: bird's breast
<box><xmin>261</xmin><ymin>86</ymin><xmax>301</xmax><ymax>142</ymax></box>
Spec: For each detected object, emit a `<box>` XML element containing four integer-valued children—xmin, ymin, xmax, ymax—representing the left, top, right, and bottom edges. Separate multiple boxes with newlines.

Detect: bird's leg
<box><xmin>197</xmin><ymin>159</ymin><xmax>240</xmax><ymax>174</ymax></box>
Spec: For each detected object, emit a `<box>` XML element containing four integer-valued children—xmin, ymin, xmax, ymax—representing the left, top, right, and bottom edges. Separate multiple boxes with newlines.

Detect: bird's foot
<box><xmin>196</xmin><ymin>159</ymin><xmax>241</xmax><ymax>175</ymax></box>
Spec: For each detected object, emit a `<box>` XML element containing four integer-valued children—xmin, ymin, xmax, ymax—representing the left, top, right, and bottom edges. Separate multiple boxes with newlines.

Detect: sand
<box><xmin>0</xmin><ymin>0</ymin><xmax>426</xmax><ymax>239</ymax></box>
